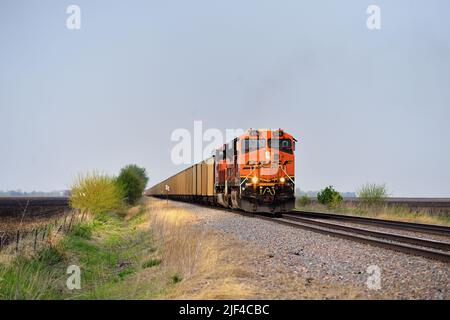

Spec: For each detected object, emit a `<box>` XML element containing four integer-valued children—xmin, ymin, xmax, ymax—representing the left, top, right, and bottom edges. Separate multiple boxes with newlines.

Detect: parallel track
<box><xmin>293</xmin><ymin>210</ymin><xmax>450</xmax><ymax>236</ymax></box>
<box><xmin>283</xmin><ymin>214</ymin><xmax>450</xmax><ymax>251</ymax></box>
<box><xmin>207</xmin><ymin>205</ymin><xmax>450</xmax><ymax>263</ymax></box>
<box><xmin>276</xmin><ymin>214</ymin><xmax>450</xmax><ymax>263</ymax></box>
<box><xmin>153</xmin><ymin>197</ymin><xmax>450</xmax><ymax>263</ymax></box>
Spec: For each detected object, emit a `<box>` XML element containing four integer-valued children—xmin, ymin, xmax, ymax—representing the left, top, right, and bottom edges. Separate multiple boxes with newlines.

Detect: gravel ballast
<box><xmin>165</xmin><ymin>199</ymin><xmax>449</xmax><ymax>299</ymax></box>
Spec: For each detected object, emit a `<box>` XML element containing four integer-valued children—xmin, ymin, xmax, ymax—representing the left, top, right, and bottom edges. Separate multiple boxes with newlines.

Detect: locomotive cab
<box><xmin>215</xmin><ymin>128</ymin><xmax>296</xmax><ymax>214</ymax></box>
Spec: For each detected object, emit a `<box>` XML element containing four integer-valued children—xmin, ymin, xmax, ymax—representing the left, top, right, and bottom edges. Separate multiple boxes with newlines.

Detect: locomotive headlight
<box><xmin>279</xmin><ymin>177</ymin><xmax>286</xmax><ymax>183</ymax></box>
<box><xmin>251</xmin><ymin>176</ymin><xmax>259</xmax><ymax>184</ymax></box>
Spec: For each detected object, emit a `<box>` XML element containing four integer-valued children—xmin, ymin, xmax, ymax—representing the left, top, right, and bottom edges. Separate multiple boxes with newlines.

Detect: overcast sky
<box><xmin>1</xmin><ymin>1</ymin><xmax>449</xmax><ymax>196</ymax></box>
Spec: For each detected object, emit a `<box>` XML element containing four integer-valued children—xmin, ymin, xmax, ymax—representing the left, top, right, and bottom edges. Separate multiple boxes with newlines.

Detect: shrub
<box><xmin>116</xmin><ymin>165</ymin><xmax>149</xmax><ymax>205</ymax></box>
<box><xmin>298</xmin><ymin>194</ymin><xmax>311</xmax><ymax>206</ymax></box>
<box><xmin>357</xmin><ymin>183</ymin><xmax>388</xmax><ymax>206</ymax></box>
<box><xmin>171</xmin><ymin>273</ymin><xmax>182</xmax><ymax>284</ymax></box>
<box><xmin>330</xmin><ymin>192</ymin><xmax>343</xmax><ymax>208</ymax></box>
<box><xmin>317</xmin><ymin>186</ymin><xmax>343</xmax><ymax>207</ymax></box>
<box><xmin>70</xmin><ymin>172</ymin><xmax>124</xmax><ymax>215</ymax></box>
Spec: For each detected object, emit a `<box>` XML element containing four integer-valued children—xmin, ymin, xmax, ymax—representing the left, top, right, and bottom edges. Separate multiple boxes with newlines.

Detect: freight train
<box><xmin>145</xmin><ymin>128</ymin><xmax>297</xmax><ymax>213</ymax></box>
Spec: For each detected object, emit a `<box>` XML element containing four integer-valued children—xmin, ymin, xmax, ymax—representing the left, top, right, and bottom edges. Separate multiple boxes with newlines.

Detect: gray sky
<box><xmin>1</xmin><ymin>0</ymin><xmax>449</xmax><ymax>196</ymax></box>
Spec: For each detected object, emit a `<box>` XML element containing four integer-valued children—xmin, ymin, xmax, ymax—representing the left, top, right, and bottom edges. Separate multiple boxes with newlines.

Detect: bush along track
<box><xmin>0</xmin><ymin>205</ymin><xmax>176</xmax><ymax>300</ymax></box>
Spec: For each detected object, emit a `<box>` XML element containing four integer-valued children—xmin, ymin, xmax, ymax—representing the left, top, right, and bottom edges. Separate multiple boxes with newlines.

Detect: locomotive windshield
<box><xmin>269</xmin><ymin>139</ymin><xmax>293</xmax><ymax>153</ymax></box>
<box><xmin>242</xmin><ymin>139</ymin><xmax>266</xmax><ymax>153</ymax></box>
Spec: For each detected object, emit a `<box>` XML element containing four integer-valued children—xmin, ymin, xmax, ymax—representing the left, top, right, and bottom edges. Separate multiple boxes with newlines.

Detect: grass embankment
<box><xmin>1</xmin><ymin>198</ymin><xmax>367</xmax><ymax>299</ymax></box>
<box><xmin>296</xmin><ymin>203</ymin><xmax>450</xmax><ymax>226</ymax></box>
<box><xmin>0</xmin><ymin>204</ymin><xmax>170</xmax><ymax>299</ymax></box>
<box><xmin>0</xmin><ymin>200</ymin><xmax>259</xmax><ymax>299</ymax></box>
<box><xmin>146</xmin><ymin>200</ymin><xmax>258</xmax><ymax>299</ymax></box>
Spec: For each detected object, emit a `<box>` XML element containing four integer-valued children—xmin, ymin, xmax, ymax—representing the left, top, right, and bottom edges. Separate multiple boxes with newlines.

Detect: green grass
<box><xmin>0</xmin><ymin>205</ymin><xmax>174</xmax><ymax>300</ymax></box>
<box><xmin>118</xmin><ymin>267</ymin><xmax>135</xmax><ymax>280</ymax></box>
<box><xmin>0</xmin><ymin>242</ymin><xmax>73</xmax><ymax>299</ymax></box>
<box><xmin>37</xmin><ymin>246</ymin><xmax>66</xmax><ymax>266</ymax></box>
<box><xmin>0</xmin><ymin>251</ymin><xmax>64</xmax><ymax>299</ymax></box>
<box><xmin>70</xmin><ymin>223</ymin><xmax>93</xmax><ymax>239</ymax></box>
<box><xmin>142</xmin><ymin>258</ymin><xmax>161</xmax><ymax>269</ymax></box>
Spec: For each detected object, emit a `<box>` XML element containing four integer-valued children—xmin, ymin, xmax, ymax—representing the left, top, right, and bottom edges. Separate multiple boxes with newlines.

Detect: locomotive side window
<box><xmin>281</xmin><ymin>139</ymin><xmax>291</xmax><ymax>148</ymax></box>
<box><xmin>226</xmin><ymin>143</ymin><xmax>234</xmax><ymax>163</ymax></box>
<box><xmin>259</xmin><ymin>139</ymin><xmax>266</xmax><ymax>148</ymax></box>
<box><xmin>216</xmin><ymin>150</ymin><xmax>225</xmax><ymax>160</ymax></box>
<box><xmin>242</xmin><ymin>139</ymin><xmax>248</xmax><ymax>153</ymax></box>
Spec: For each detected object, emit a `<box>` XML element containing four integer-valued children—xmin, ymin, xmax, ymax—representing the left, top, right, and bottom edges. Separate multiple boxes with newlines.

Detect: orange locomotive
<box><xmin>145</xmin><ymin>128</ymin><xmax>297</xmax><ymax>214</ymax></box>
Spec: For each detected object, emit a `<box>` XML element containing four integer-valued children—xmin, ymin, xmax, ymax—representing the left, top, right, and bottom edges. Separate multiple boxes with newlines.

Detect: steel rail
<box><xmin>267</xmin><ymin>216</ymin><xmax>450</xmax><ymax>263</ymax></box>
<box><xmin>292</xmin><ymin>210</ymin><xmax>450</xmax><ymax>236</ymax></box>
<box><xmin>282</xmin><ymin>214</ymin><xmax>450</xmax><ymax>251</ymax></box>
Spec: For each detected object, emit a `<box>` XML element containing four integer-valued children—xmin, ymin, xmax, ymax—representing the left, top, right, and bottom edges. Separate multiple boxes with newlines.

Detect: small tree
<box><xmin>70</xmin><ymin>172</ymin><xmax>124</xmax><ymax>215</ymax></box>
<box><xmin>116</xmin><ymin>165</ymin><xmax>149</xmax><ymax>205</ymax></box>
<box><xmin>357</xmin><ymin>183</ymin><xmax>388</xmax><ymax>206</ymax></box>
<box><xmin>330</xmin><ymin>192</ymin><xmax>343</xmax><ymax>208</ymax></box>
<box><xmin>317</xmin><ymin>186</ymin><xmax>343</xmax><ymax>208</ymax></box>
<box><xmin>122</xmin><ymin>164</ymin><xmax>149</xmax><ymax>187</ymax></box>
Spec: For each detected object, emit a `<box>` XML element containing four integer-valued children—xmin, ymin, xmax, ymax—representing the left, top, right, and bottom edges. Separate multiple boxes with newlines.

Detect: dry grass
<box><xmin>146</xmin><ymin>199</ymin><xmax>366</xmax><ymax>299</ymax></box>
<box><xmin>0</xmin><ymin>224</ymin><xmax>68</xmax><ymax>267</ymax></box>
<box><xmin>0</xmin><ymin>211</ymin><xmax>87</xmax><ymax>266</ymax></box>
<box><xmin>147</xmin><ymin>201</ymin><xmax>257</xmax><ymax>299</ymax></box>
<box><xmin>0</xmin><ymin>211</ymin><xmax>73</xmax><ymax>233</ymax></box>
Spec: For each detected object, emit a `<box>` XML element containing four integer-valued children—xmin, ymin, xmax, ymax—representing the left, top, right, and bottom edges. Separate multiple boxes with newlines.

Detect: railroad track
<box><xmin>274</xmin><ymin>214</ymin><xmax>450</xmax><ymax>263</ymax></box>
<box><xmin>293</xmin><ymin>210</ymin><xmax>450</xmax><ymax>236</ymax></box>
<box><xmin>151</xmin><ymin>197</ymin><xmax>450</xmax><ymax>263</ymax></box>
<box><xmin>213</xmin><ymin>206</ymin><xmax>450</xmax><ymax>263</ymax></box>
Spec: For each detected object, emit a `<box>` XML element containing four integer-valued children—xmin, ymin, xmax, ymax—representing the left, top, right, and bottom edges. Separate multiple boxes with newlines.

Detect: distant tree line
<box><xmin>0</xmin><ymin>190</ymin><xmax>70</xmax><ymax>197</ymax></box>
<box><xmin>295</xmin><ymin>188</ymin><xmax>356</xmax><ymax>198</ymax></box>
